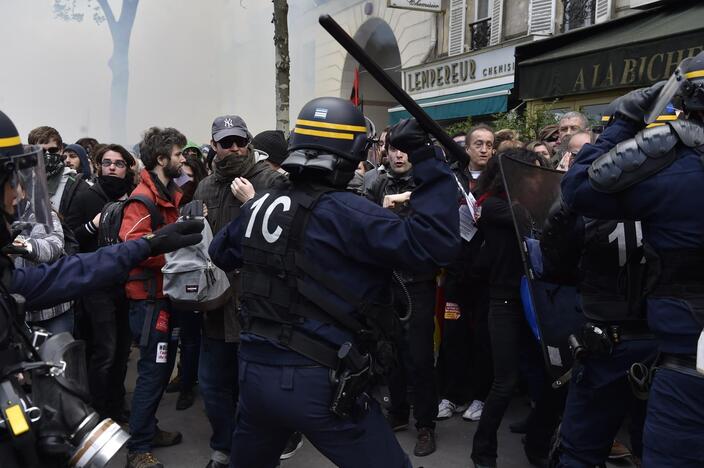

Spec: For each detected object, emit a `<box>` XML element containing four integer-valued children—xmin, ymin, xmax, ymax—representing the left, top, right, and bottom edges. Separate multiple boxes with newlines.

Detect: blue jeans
<box><xmin>199</xmin><ymin>336</ymin><xmax>238</xmax><ymax>456</ymax></box>
<box><xmin>231</xmin><ymin>359</ymin><xmax>411</xmax><ymax>468</ymax></box>
<box><xmin>31</xmin><ymin>309</ymin><xmax>75</xmax><ymax>335</ymax></box>
<box><xmin>179</xmin><ymin>311</ymin><xmax>202</xmax><ymax>390</ymax></box>
<box><xmin>127</xmin><ymin>299</ymin><xmax>178</xmax><ymax>453</ymax></box>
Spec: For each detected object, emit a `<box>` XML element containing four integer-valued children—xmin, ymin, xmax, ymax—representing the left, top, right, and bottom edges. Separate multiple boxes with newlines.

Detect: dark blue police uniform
<box><xmin>210</xmin><ymin>147</ymin><xmax>459</xmax><ymax>468</ymax></box>
<box><xmin>562</xmin><ymin>117</ymin><xmax>704</xmax><ymax>467</ymax></box>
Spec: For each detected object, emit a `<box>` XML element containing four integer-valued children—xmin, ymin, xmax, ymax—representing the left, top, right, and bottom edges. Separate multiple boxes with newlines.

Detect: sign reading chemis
<box><xmin>404</xmin><ymin>46</ymin><xmax>515</xmax><ymax>94</ymax></box>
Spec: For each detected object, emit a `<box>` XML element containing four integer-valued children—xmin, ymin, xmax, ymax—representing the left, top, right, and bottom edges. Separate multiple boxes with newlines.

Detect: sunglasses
<box><xmin>217</xmin><ymin>135</ymin><xmax>249</xmax><ymax>149</ymax></box>
<box><xmin>101</xmin><ymin>159</ymin><xmax>127</xmax><ymax>169</ymax></box>
<box><xmin>45</xmin><ymin>147</ymin><xmax>61</xmax><ymax>154</ymax></box>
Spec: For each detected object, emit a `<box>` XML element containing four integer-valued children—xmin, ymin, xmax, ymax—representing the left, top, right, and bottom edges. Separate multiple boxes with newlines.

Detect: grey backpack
<box><xmin>162</xmin><ymin>201</ymin><xmax>232</xmax><ymax>311</ymax></box>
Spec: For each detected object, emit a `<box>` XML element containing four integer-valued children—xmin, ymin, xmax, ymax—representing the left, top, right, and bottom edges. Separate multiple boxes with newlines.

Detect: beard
<box><xmin>164</xmin><ymin>161</ymin><xmax>182</xmax><ymax>179</ymax></box>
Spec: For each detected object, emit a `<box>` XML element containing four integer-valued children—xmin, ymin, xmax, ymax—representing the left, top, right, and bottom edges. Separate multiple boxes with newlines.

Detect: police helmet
<box><xmin>283</xmin><ymin>97</ymin><xmax>371</xmax><ymax>186</ymax></box>
<box><xmin>646</xmin><ymin>51</ymin><xmax>704</xmax><ymax>123</ymax></box>
<box><xmin>0</xmin><ymin>110</ymin><xmax>53</xmax><ymax>245</ymax></box>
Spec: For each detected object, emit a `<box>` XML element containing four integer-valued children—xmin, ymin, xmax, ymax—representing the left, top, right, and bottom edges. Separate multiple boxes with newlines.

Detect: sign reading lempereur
<box><xmin>387</xmin><ymin>0</ymin><xmax>442</xmax><ymax>13</ymax></box>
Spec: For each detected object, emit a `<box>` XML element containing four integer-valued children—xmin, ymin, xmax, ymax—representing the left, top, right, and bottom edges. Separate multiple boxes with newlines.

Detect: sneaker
<box><xmin>126</xmin><ymin>452</ymin><xmax>164</xmax><ymax>468</ymax></box>
<box><xmin>385</xmin><ymin>412</ymin><xmax>409</xmax><ymax>432</ymax></box>
<box><xmin>176</xmin><ymin>388</ymin><xmax>195</xmax><ymax>411</ymax></box>
<box><xmin>437</xmin><ymin>399</ymin><xmax>468</xmax><ymax>420</ymax></box>
<box><xmin>608</xmin><ymin>440</ymin><xmax>631</xmax><ymax>459</ymax></box>
<box><xmin>151</xmin><ymin>428</ymin><xmax>183</xmax><ymax>447</ymax></box>
<box><xmin>280</xmin><ymin>432</ymin><xmax>304</xmax><ymax>460</ymax></box>
<box><xmin>462</xmin><ymin>400</ymin><xmax>484</xmax><ymax>421</ymax></box>
<box><xmin>413</xmin><ymin>427</ymin><xmax>436</xmax><ymax>457</ymax></box>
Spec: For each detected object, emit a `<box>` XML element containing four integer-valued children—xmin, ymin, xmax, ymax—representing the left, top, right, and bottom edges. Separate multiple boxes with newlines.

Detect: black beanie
<box><xmin>252</xmin><ymin>130</ymin><xmax>288</xmax><ymax>165</ymax></box>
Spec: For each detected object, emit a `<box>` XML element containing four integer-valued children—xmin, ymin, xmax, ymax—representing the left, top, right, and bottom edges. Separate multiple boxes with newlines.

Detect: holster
<box><xmin>329</xmin><ymin>342</ymin><xmax>373</xmax><ymax>419</ymax></box>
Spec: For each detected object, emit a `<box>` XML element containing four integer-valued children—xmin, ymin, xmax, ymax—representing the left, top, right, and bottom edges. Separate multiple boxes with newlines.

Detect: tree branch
<box><xmin>96</xmin><ymin>0</ymin><xmax>115</xmax><ymax>26</ymax></box>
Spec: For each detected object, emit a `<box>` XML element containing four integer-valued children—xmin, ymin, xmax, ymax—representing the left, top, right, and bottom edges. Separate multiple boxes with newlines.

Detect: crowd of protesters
<box><xmin>17</xmin><ymin>108</ymin><xmax>640</xmax><ymax>468</ymax></box>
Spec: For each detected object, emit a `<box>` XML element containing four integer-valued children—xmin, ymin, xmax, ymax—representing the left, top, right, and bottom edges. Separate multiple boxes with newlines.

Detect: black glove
<box><xmin>388</xmin><ymin>118</ymin><xmax>431</xmax><ymax>156</ymax></box>
<box><xmin>144</xmin><ymin>219</ymin><xmax>203</xmax><ymax>256</ymax></box>
<box><xmin>611</xmin><ymin>81</ymin><xmax>665</xmax><ymax>124</ymax></box>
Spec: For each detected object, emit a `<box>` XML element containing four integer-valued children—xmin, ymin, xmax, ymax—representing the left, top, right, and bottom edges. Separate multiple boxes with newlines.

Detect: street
<box><xmin>107</xmin><ymin>350</ymin><xmax>638</xmax><ymax>468</ymax></box>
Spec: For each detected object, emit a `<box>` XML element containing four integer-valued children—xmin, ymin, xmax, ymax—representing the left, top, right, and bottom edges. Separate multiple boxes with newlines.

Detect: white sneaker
<box><xmin>462</xmin><ymin>400</ymin><xmax>484</xmax><ymax>421</ymax></box>
<box><xmin>436</xmin><ymin>399</ymin><xmax>468</xmax><ymax>420</ymax></box>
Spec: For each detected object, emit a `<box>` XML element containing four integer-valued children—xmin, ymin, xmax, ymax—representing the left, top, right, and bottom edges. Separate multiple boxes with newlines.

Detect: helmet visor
<box><xmin>8</xmin><ymin>145</ymin><xmax>53</xmax><ymax>233</ymax></box>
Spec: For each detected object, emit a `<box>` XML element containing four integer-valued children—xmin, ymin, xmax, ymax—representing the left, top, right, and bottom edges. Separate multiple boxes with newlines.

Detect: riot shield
<box><xmin>499</xmin><ymin>154</ymin><xmax>585</xmax><ymax>383</ymax></box>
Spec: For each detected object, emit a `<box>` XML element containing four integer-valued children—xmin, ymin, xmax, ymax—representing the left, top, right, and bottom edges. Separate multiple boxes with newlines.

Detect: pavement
<box><xmin>107</xmin><ymin>349</ymin><xmax>639</xmax><ymax>468</ymax></box>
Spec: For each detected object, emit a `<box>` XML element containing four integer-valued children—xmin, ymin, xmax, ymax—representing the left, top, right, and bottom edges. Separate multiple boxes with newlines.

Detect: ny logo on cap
<box><xmin>224</xmin><ymin>118</ymin><xmax>234</xmax><ymax>128</ymax></box>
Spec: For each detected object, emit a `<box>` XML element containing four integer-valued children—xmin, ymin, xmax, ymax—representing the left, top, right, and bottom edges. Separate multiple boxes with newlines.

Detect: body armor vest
<box><xmin>579</xmin><ymin>218</ymin><xmax>647</xmax><ymax>324</ymax></box>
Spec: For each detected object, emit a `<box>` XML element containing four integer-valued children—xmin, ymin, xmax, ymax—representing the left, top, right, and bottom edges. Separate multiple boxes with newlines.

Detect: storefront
<box><xmin>515</xmin><ymin>3</ymin><xmax>704</xmax><ymax>122</ymax></box>
<box><xmin>389</xmin><ymin>44</ymin><xmax>518</xmax><ymax>125</ymax></box>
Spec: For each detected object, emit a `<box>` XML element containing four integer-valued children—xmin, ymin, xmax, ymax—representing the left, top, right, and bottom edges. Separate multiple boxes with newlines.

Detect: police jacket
<box><xmin>562</xmin><ymin>117</ymin><xmax>704</xmax><ymax>355</ymax></box>
<box><xmin>194</xmin><ymin>159</ymin><xmax>289</xmax><ymax>342</ymax></box>
<box><xmin>366</xmin><ymin>170</ymin><xmax>437</xmax><ymax>283</ymax></box>
<box><xmin>210</xmin><ymin>148</ymin><xmax>460</xmax><ymax>366</ymax></box>
<box><xmin>119</xmin><ymin>170</ymin><xmax>182</xmax><ymax>300</ymax></box>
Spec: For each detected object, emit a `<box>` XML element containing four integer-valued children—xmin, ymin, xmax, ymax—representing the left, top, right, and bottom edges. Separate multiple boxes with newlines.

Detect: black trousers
<box><xmin>437</xmin><ymin>289</ymin><xmax>492</xmax><ymax>404</ymax></box>
<box><xmin>82</xmin><ymin>288</ymin><xmax>131</xmax><ymax>419</ymax></box>
<box><xmin>388</xmin><ymin>279</ymin><xmax>438</xmax><ymax>430</ymax></box>
<box><xmin>472</xmin><ymin>298</ymin><xmax>534</xmax><ymax>465</ymax></box>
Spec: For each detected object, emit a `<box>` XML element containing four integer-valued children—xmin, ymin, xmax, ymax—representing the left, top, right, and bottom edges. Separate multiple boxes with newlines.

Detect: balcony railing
<box><xmin>469</xmin><ymin>18</ymin><xmax>491</xmax><ymax>51</ymax></box>
<box><xmin>563</xmin><ymin>0</ymin><xmax>595</xmax><ymax>31</ymax></box>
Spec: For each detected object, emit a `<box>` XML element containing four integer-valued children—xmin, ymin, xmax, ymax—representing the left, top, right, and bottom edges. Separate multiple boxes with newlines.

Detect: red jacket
<box><xmin>120</xmin><ymin>169</ymin><xmax>182</xmax><ymax>300</ymax></box>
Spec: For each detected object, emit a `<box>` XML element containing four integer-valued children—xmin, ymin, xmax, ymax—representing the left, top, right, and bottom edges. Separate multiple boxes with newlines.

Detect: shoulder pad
<box><xmin>669</xmin><ymin>120</ymin><xmax>704</xmax><ymax>149</ymax></box>
<box><xmin>588</xmin><ymin>125</ymin><xmax>678</xmax><ymax>193</ymax></box>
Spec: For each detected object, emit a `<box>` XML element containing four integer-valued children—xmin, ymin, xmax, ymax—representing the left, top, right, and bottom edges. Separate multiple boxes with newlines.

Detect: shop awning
<box><xmin>516</xmin><ymin>4</ymin><xmax>704</xmax><ymax>100</ymax></box>
<box><xmin>388</xmin><ymin>83</ymin><xmax>512</xmax><ymax>125</ymax></box>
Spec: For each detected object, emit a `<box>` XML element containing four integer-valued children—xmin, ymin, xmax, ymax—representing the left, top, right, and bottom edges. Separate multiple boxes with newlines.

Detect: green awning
<box><xmin>388</xmin><ymin>83</ymin><xmax>512</xmax><ymax>125</ymax></box>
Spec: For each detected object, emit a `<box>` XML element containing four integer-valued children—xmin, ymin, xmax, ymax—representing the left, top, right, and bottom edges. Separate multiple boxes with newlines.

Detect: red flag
<box><xmin>350</xmin><ymin>66</ymin><xmax>360</xmax><ymax>107</ymax></box>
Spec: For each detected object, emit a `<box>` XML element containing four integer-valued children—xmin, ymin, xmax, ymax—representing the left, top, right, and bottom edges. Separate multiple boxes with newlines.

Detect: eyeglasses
<box><xmin>101</xmin><ymin>159</ymin><xmax>127</xmax><ymax>169</ymax></box>
<box><xmin>217</xmin><ymin>135</ymin><xmax>249</xmax><ymax>149</ymax></box>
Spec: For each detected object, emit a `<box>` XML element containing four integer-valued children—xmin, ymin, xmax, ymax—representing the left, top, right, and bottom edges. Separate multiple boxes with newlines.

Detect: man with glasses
<box><xmin>193</xmin><ymin>115</ymin><xmax>289</xmax><ymax>468</ymax></box>
<box><xmin>65</xmin><ymin>144</ymin><xmax>137</xmax><ymax>428</ymax></box>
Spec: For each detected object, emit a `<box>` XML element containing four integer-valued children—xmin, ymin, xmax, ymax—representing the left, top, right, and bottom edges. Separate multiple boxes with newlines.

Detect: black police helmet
<box><xmin>681</xmin><ymin>51</ymin><xmax>704</xmax><ymax>112</ymax></box>
<box><xmin>287</xmin><ymin>97</ymin><xmax>370</xmax><ymax>162</ymax></box>
<box><xmin>0</xmin><ymin>110</ymin><xmax>25</xmax><ymax>161</ymax></box>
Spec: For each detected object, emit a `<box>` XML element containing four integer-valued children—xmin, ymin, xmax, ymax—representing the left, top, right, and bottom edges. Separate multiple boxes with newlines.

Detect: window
<box><xmin>502</xmin><ymin>0</ymin><xmax>529</xmax><ymax>39</ymax></box>
<box><xmin>563</xmin><ymin>0</ymin><xmax>595</xmax><ymax>31</ymax></box>
<box><xmin>476</xmin><ymin>0</ymin><xmax>490</xmax><ymax>20</ymax></box>
<box><xmin>469</xmin><ymin>0</ymin><xmax>491</xmax><ymax>51</ymax></box>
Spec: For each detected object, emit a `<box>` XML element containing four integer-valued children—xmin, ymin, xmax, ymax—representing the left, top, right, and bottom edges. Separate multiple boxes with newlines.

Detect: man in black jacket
<box><xmin>66</xmin><ymin>144</ymin><xmax>136</xmax><ymax>422</ymax></box>
<box><xmin>367</xmin><ymin>141</ymin><xmax>440</xmax><ymax>457</ymax></box>
<box><xmin>193</xmin><ymin>115</ymin><xmax>289</xmax><ymax>468</ymax></box>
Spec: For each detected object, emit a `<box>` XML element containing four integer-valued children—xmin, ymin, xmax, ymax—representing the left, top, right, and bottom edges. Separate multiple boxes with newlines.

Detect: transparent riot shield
<box><xmin>499</xmin><ymin>154</ymin><xmax>585</xmax><ymax>383</ymax></box>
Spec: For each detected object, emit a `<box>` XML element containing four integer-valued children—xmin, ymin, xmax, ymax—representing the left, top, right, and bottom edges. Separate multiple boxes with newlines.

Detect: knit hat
<box><xmin>64</xmin><ymin>143</ymin><xmax>91</xmax><ymax>178</ymax></box>
<box><xmin>252</xmin><ymin>130</ymin><xmax>288</xmax><ymax>165</ymax></box>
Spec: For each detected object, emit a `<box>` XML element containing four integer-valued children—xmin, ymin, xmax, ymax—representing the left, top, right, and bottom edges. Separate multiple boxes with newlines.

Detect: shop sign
<box><xmin>404</xmin><ymin>46</ymin><xmax>515</xmax><ymax>94</ymax></box>
<box><xmin>387</xmin><ymin>0</ymin><xmax>442</xmax><ymax>12</ymax></box>
<box><xmin>519</xmin><ymin>30</ymin><xmax>704</xmax><ymax>100</ymax></box>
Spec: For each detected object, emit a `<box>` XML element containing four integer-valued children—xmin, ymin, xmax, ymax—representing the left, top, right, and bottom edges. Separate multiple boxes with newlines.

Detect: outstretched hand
<box><xmin>145</xmin><ymin>219</ymin><xmax>203</xmax><ymax>256</ymax></box>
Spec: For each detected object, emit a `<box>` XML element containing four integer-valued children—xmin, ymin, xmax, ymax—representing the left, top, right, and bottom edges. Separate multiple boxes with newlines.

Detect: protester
<box><xmin>557</xmin><ymin>111</ymin><xmax>588</xmax><ymax>144</ymax></box>
<box><xmin>193</xmin><ymin>114</ymin><xmax>289</xmax><ymax>468</ymax></box>
<box><xmin>67</xmin><ymin>144</ymin><xmax>136</xmax><ymax>423</ymax></box>
<box><xmin>367</xmin><ymin>140</ymin><xmax>440</xmax><ymax>456</ymax></box>
<box><xmin>63</xmin><ymin>143</ymin><xmax>93</xmax><ymax>180</ymax></box>
<box><xmin>525</xmin><ymin>140</ymin><xmax>552</xmax><ymax>161</ymax></box>
<box><xmin>120</xmin><ymin>127</ymin><xmax>187</xmax><ymax>468</ymax></box>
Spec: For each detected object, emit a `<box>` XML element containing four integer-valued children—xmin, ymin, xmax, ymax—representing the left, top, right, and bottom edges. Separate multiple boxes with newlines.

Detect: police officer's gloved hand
<box><xmin>389</xmin><ymin>118</ymin><xmax>433</xmax><ymax>163</ymax></box>
<box><xmin>144</xmin><ymin>219</ymin><xmax>203</xmax><ymax>256</ymax></box>
<box><xmin>612</xmin><ymin>81</ymin><xmax>666</xmax><ymax>124</ymax></box>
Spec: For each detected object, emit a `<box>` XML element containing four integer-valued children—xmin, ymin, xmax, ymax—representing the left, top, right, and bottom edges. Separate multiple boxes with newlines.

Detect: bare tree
<box><xmin>54</xmin><ymin>0</ymin><xmax>140</xmax><ymax>143</ymax></box>
<box><xmin>272</xmin><ymin>0</ymin><xmax>290</xmax><ymax>135</ymax></box>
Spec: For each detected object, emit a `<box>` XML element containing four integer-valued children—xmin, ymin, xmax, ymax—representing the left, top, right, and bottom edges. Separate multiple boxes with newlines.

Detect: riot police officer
<box><xmin>0</xmin><ymin>109</ymin><xmax>202</xmax><ymax>468</ymax></box>
<box><xmin>541</xmin><ymin>203</ymin><xmax>656</xmax><ymax>466</ymax></box>
<box><xmin>561</xmin><ymin>51</ymin><xmax>704</xmax><ymax>467</ymax></box>
<box><xmin>209</xmin><ymin>97</ymin><xmax>460</xmax><ymax>468</ymax></box>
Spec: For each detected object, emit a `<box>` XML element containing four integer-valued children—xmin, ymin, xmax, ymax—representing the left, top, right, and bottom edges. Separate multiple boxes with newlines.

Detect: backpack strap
<box><xmin>127</xmin><ymin>195</ymin><xmax>164</xmax><ymax>231</ymax></box>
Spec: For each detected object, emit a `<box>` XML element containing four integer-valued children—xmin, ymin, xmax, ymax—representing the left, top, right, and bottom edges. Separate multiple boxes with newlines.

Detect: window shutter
<box><xmin>595</xmin><ymin>0</ymin><xmax>613</xmax><ymax>23</ymax></box>
<box><xmin>489</xmin><ymin>0</ymin><xmax>503</xmax><ymax>46</ymax></box>
<box><xmin>448</xmin><ymin>0</ymin><xmax>467</xmax><ymax>56</ymax></box>
<box><xmin>528</xmin><ymin>0</ymin><xmax>556</xmax><ymax>36</ymax></box>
